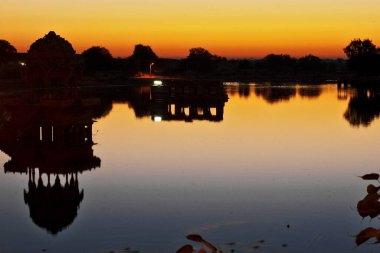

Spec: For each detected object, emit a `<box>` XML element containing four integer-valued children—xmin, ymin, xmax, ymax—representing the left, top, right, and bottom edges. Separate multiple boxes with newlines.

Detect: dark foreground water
<box><xmin>0</xmin><ymin>83</ymin><xmax>380</xmax><ymax>253</ymax></box>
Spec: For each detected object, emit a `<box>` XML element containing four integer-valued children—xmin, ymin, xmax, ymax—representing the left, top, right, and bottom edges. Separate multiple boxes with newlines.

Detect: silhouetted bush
<box><xmin>82</xmin><ymin>46</ymin><xmax>113</xmax><ymax>71</ymax></box>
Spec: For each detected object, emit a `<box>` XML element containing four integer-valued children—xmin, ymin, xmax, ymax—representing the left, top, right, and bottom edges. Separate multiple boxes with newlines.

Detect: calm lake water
<box><xmin>0</xmin><ymin>83</ymin><xmax>380</xmax><ymax>253</ymax></box>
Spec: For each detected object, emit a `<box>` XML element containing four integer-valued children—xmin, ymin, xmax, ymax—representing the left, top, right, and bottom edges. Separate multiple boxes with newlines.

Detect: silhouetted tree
<box><xmin>185</xmin><ymin>47</ymin><xmax>224</xmax><ymax>73</ymax></box>
<box><xmin>298</xmin><ymin>55</ymin><xmax>325</xmax><ymax>72</ymax></box>
<box><xmin>343</xmin><ymin>39</ymin><xmax>380</xmax><ymax>75</ymax></box>
<box><xmin>82</xmin><ymin>46</ymin><xmax>113</xmax><ymax>71</ymax></box>
<box><xmin>129</xmin><ymin>44</ymin><xmax>158</xmax><ymax>74</ymax></box>
<box><xmin>344</xmin><ymin>39</ymin><xmax>378</xmax><ymax>58</ymax></box>
<box><xmin>257</xmin><ymin>54</ymin><xmax>297</xmax><ymax>73</ymax></box>
<box><xmin>0</xmin><ymin>40</ymin><xmax>17</xmax><ymax>65</ymax></box>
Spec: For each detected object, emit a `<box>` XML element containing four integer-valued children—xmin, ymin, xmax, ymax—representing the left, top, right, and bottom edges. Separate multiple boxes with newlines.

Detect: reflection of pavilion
<box><xmin>150</xmin><ymin>81</ymin><xmax>228</xmax><ymax>122</ymax></box>
<box><xmin>1</xmin><ymin>94</ymin><xmax>101</xmax><ymax>234</ymax></box>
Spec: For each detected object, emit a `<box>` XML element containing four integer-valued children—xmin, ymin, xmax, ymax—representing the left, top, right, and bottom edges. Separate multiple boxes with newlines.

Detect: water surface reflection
<box><xmin>0</xmin><ymin>83</ymin><xmax>380</xmax><ymax>253</ymax></box>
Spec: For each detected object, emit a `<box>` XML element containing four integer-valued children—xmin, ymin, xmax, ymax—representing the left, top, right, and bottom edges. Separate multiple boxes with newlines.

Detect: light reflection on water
<box><xmin>0</xmin><ymin>83</ymin><xmax>380</xmax><ymax>253</ymax></box>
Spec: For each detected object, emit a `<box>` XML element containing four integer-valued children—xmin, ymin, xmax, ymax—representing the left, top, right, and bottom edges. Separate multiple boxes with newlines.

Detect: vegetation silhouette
<box><xmin>0</xmin><ymin>40</ymin><xmax>17</xmax><ymax>65</ymax></box>
<box><xmin>343</xmin><ymin>39</ymin><xmax>380</xmax><ymax>76</ymax></box>
<box><xmin>344</xmin><ymin>88</ymin><xmax>380</xmax><ymax>127</ymax></box>
<box><xmin>129</xmin><ymin>44</ymin><xmax>158</xmax><ymax>74</ymax></box>
<box><xmin>0</xmin><ymin>40</ymin><xmax>23</xmax><ymax>79</ymax></box>
<box><xmin>0</xmin><ymin>89</ymin><xmax>105</xmax><ymax>234</ymax></box>
<box><xmin>4</xmin><ymin>33</ymin><xmax>378</xmax><ymax>84</ymax></box>
<box><xmin>256</xmin><ymin>54</ymin><xmax>297</xmax><ymax>74</ymax></box>
<box><xmin>82</xmin><ymin>46</ymin><xmax>113</xmax><ymax>71</ymax></box>
<box><xmin>297</xmin><ymin>86</ymin><xmax>322</xmax><ymax>99</ymax></box>
<box><xmin>224</xmin><ymin>84</ymin><xmax>253</xmax><ymax>98</ymax></box>
<box><xmin>298</xmin><ymin>55</ymin><xmax>326</xmax><ymax>73</ymax></box>
<box><xmin>183</xmin><ymin>47</ymin><xmax>226</xmax><ymax>74</ymax></box>
<box><xmin>255</xmin><ymin>86</ymin><xmax>297</xmax><ymax>104</ymax></box>
<box><xmin>27</xmin><ymin>31</ymin><xmax>80</xmax><ymax>88</ymax></box>
<box><xmin>226</xmin><ymin>84</ymin><xmax>322</xmax><ymax>102</ymax></box>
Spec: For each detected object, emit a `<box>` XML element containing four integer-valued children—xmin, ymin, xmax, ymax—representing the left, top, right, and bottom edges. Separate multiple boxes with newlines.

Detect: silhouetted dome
<box><xmin>27</xmin><ymin>31</ymin><xmax>80</xmax><ymax>87</ymax></box>
<box><xmin>24</xmin><ymin>177</ymin><xmax>83</xmax><ymax>235</ymax></box>
<box><xmin>29</xmin><ymin>31</ymin><xmax>75</xmax><ymax>55</ymax></box>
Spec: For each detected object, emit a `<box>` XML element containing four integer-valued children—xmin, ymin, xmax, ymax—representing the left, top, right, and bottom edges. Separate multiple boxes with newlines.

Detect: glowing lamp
<box><xmin>153</xmin><ymin>80</ymin><xmax>163</xmax><ymax>86</ymax></box>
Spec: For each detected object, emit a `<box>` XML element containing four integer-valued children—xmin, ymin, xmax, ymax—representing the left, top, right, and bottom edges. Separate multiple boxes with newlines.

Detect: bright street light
<box><xmin>150</xmin><ymin>62</ymin><xmax>154</xmax><ymax>75</ymax></box>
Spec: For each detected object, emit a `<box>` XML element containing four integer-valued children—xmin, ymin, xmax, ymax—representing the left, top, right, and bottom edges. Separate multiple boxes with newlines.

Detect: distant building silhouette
<box><xmin>27</xmin><ymin>31</ymin><xmax>80</xmax><ymax>88</ymax></box>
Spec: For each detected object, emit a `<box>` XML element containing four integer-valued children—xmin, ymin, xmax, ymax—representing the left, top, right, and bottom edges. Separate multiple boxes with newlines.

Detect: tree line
<box><xmin>1</xmin><ymin>34</ymin><xmax>380</xmax><ymax>81</ymax></box>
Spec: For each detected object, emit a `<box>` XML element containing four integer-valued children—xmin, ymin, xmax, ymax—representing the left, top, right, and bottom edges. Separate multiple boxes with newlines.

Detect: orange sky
<box><xmin>1</xmin><ymin>0</ymin><xmax>379</xmax><ymax>58</ymax></box>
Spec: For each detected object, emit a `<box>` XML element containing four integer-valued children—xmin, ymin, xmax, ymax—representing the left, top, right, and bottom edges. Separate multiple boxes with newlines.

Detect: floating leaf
<box><xmin>367</xmin><ymin>184</ymin><xmax>380</xmax><ymax>194</ymax></box>
<box><xmin>357</xmin><ymin>193</ymin><xmax>380</xmax><ymax>218</ymax></box>
<box><xmin>176</xmin><ymin>245</ymin><xmax>194</xmax><ymax>253</ymax></box>
<box><xmin>359</xmin><ymin>173</ymin><xmax>380</xmax><ymax>181</ymax></box>
<box><xmin>356</xmin><ymin>227</ymin><xmax>380</xmax><ymax>246</ymax></box>
<box><xmin>187</xmin><ymin>234</ymin><xmax>204</xmax><ymax>242</ymax></box>
<box><xmin>201</xmin><ymin>239</ymin><xmax>218</xmax><ymax>253</ymax></box>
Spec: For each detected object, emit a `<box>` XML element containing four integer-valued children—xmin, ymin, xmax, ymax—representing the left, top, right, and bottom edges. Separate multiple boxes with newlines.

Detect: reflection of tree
<box><xmin>238</xmin><ymin>85</ymin><xmax>251</xmax><ymax>98</ymax></box>
<box><xmin>128</xmin><ymin>86</ymin><xmax>151</xmax><ymax>118</ymax></box>
<box><xmin>344</xmin><ymin>89</ymin><xmax>380</xmax><ymax>127</ymax></box>
<box><xmin>255</xmin><ymin>87</ymin><xmax>296</xmax><ymax>104</ymax></box>
<box><xmin>297</xmin><ymin>86</ymin><xmax>322</xmax><ymax>99</ymax></box>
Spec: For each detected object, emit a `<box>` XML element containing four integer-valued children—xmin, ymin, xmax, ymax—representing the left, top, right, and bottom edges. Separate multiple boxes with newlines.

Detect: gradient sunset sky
<box><xmin>1</xmin><ymin>0</ymin><xmax>379</xmax><ymax>58</ymax></box>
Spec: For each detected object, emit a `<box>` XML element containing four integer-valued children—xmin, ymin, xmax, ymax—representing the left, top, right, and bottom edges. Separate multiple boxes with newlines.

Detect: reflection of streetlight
<box><xmin>153</xmin><ymin>116</ymin><xmax>162</xmax><ymax>122</ymax></box>
<box><xmin>150</xmin><ymin>62</ymin><xmax>154</xmax><ymax>75</ymax></box>
<box><xmin>153</xmin><ymin>80</ymin><xmax>163</xmax><ymax>86</ymax></box>
<box><xmin>19</xmin><ymin>61</ymin><xmax>26</xmax><ymax>67</ymax></box>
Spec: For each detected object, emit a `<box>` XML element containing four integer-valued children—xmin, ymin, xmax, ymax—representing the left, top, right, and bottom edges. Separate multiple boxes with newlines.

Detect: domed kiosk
<box><xmin>27</xmin><ymin>31</ymin><xmax>80</xmax><ymax>88</ymax></box>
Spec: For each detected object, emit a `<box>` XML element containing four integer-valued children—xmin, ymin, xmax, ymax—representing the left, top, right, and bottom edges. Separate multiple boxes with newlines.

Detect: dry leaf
<box><xmin>359</xmin><ymin>173</ymin><xmax>380</xmax><ymax>181</ymax></box>
<box><xmin>356</xmin><ymin>227</ymin><xmax>380</xmax><ymax>246</ymax></box>
<box><xmin>176</xmin><ymin>245</ymin><xmax>194</xmax><ymax>253</ymax></box>
<box><xmin>186</xmin><ymin>234</ymin><xmax>204</xmax><ymax>243</ymax></box>
<box><xmin>367</xmin><ymin>184</ymin><xmax>380</xmax><ymax>194</ymax></box>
